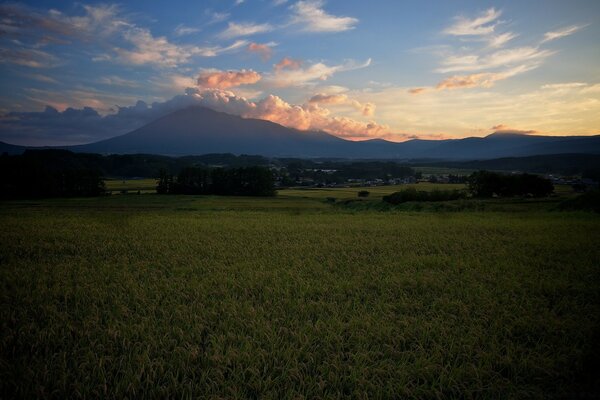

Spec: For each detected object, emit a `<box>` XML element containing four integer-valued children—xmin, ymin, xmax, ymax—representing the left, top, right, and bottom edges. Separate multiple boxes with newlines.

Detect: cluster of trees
<box><xmin>383</xmin><ymin>188</ymin><xmax>465</xmax><ymax>204</ymax></box>
<box><xmin>157</xmin><ymin>166</ymin><xmax>275</xmax><ymax>196</ymax></box>
<box><xmin>467</xmin><ymin>171</ymin><xmax>554</xmax><ymax>198</ymax></box>
<box><xmin>279</xmin><ymin>160</ymin><xmax>418</xmax><ymax>186</ymax></box>
<box><xmin>0</xmin><ymin>150</ymin><xmax>105</xmax><ymax>198</ymax></box>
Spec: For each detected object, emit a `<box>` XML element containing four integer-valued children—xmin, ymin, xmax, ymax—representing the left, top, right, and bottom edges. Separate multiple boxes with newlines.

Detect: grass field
<box><xmin>1</xmin><ymin>190</ymin><xmax>599</xmax><ymax>398</ymax></box>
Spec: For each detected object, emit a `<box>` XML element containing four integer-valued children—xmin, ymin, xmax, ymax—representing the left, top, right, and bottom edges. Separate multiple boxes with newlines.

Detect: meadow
<box><xmin>1</xmin><ymin>186</ymin><xmax>599</xmax><ymax>398</ymax></box>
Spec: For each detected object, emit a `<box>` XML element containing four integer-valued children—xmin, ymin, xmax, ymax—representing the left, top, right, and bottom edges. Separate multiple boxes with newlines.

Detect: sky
<box><xmin>0</xmin><ymin>0</ymin><xmax>599</xmax><ymax>145</ymax></box>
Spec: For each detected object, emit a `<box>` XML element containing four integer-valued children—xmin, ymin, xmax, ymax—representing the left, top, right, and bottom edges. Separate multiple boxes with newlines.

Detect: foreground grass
<box><xmin>1</xmin><ymin>194</ymin><xmax>599</xmax><ymax>398</ymax></box>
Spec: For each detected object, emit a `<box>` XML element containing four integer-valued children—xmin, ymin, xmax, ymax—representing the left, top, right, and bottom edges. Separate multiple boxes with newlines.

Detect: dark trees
<box><xmin>157</xmin><ymin>166</ymin><xmax>276</xmax><ymax>196</ymax></box>
<box><xmin>468</xmin><ymin>171</ymin><xmax>554</xmax><ymax>198</ymax></box>
<box><xmin>0</xmin><ymin>150</ymin><xmax>105</xmax><ymax>198</ymax></box>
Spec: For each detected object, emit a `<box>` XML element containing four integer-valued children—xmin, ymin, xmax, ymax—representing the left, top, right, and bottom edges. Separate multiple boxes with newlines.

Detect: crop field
<box><xmin>104</xmin><ymin>178</ymin><xmax>158</xmax><ymax>194</ymax></box>
<box><xmin>1</xmin><ymin>190</ymin><xmax>599</xmax><ymax>398</ymax></box>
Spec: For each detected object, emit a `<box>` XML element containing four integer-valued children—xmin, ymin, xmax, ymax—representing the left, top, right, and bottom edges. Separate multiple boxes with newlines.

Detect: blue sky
<box><xmin>0</xmin><ymin>0</ymin><xmax>599</xmax><ymax>145</ymax></box>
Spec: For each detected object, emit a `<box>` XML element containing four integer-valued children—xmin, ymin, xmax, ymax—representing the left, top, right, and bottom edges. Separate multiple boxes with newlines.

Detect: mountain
<box><xmin>5</xmin><ymin>106</ymin><xmax>600</xmax><ymax>159</ymax></box>
<box><xmin>0</xmin><ymin>141</ymin><xmax>28</xmax><ymax>155</ymax></box>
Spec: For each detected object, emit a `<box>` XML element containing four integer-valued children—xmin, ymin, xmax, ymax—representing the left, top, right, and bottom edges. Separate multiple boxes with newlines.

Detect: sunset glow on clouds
<box><xmin>0</xmin><ymin>0</ymin><xmax>598</xmax><ymax>145</ymax></box>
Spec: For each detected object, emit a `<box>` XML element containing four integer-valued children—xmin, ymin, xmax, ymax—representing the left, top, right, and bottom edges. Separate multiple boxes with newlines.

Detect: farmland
<box><xmin>1</xmin><ymin>187</ymin><xmax>599</xmax><ymax>398</ymax></box>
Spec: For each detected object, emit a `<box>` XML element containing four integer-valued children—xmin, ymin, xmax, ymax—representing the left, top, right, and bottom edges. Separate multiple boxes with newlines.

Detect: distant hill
<box><xmin>418</xmin><ymin>153</ymin><xmax>600</xmax><ymax>175</ymax></box>
<box><xmin>4</xmin><ymin>106</ymin><xmax>600</xmax><ymax>159</ymax></box>
<box><xmin>0</xmin><ymin>141</ymin><xmax>27</xmax><ymax>155</ymax></box>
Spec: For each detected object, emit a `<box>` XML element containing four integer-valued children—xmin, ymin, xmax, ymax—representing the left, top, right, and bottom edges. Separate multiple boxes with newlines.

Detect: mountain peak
<box><xmin>486</xmin><ymin>131</ymin><xmax>530</xmax><ymax>138</ymax></box>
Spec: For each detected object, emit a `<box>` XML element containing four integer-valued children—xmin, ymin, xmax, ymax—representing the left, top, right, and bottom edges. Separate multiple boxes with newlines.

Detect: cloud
<box><xmin>541</xmin><ymin>82</ymin><xmax>587</xmax><ymax>90</ymax></box>
<box><xmin>0</xmin><ymin>48</ymin><xmax>60</xmax><ymax>68</ymax></box>
<box><xmin>247</xmin><ymin>42</ymin><xmax>274</xmax><ymax>61</ymax></box>
<box><xmin>1</xmin><ymin>88</ymin><xmax>390</xmax><ymax>145</ymax></box>
<box><xmin>437</xmin><ymin>46</ymin><xmax>553</xmax><ymax>73</ymax></box>
<box><xmin>218</xmin><ymin>21</ymin><xmax>273</xmax><ymax>39</ymax></box>
<box><xmin>197</xmin><ymin>69</ymin><xmax>262</xmax><ymax>89</ymax></box>
<box><xmin>490</xmin><ymin>124</ymin><xmax>537</xmax><ymax>135</ymax></box>
<box><xmin>205</xmin><ymin>11</ymin><xmax>230</xmax><ymax>25</ymax></box>
<box><xmin>436</xmin><ymin>65</ymin><xmax>535</xmax><ymax>90</ymax></box>
<box><xmin>274</xmin><ymin>57</ymin><xmax>302</xmax><ymax>72</ymax></box>
<box><xmin>116</xmin><ymin>27</ymin><xmax>248</xmax><ymax>66</ymax></box>
<box><xmin>174</xmin><ymin>24</ymin><xmax>200</xmax><ymax>36</ymax></box>
<box><xmin>289</xmin><ymin>0</ymin><xmax>358</xmax><ymax>33</ymax></box>
<box><xmin>308</xmin><ymin>93</ymin><xmax>347</xmax><ymax>104</ymax></box>
<box><xmin>268</xmin><ymin>58</ymin><xmax>371</xmax><ymax>87</ymax></box>
<box><xmin>0</xmin><ymin>4</ymin><xmax>246</xmax><ymax>69</ymax></box>
<box><xmin>99</xmin><ymin>76</ymin><xmax>140</xmax><ymax>88</ymax></box>
<box><xmin>22</xmin><ymin>73</ymin><xmax>59</xmax><ymax>84</ymax></box>
<box><xmin>488</xmin><ymin>32</ymin><xmax>517</xmax><ymax>48</ymax></box>
<box><xmin>408</xmin><ymin>88</ymin><xmax>427</xmax><ymax>95</ymax></box>
<box><xmin>444</xmin><ymin>8</ymin><xmax>501</xmax><ymax>36</ymax></box>
<box><xmin>308</xmin><ymin>93</ymin><xmax>375</xmax><ymax>116</ymax></box>
<box><xmin>542</xmin><ymin>25</ymin><xmax>586</xmax><ymax>43</ymax></box>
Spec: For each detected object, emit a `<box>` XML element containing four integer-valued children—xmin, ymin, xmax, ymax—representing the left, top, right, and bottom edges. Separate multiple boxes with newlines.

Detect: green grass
<box><xmin>1</xmin><ymin>193</ymin><xmax>599</xmax><ymax>398</ymax></box>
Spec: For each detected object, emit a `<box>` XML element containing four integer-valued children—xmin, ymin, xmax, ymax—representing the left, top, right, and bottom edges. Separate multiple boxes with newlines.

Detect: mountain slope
<box><xmin>74</xmin><ymin>106</ymin><xmax>357</xmax><ymax>157</ymax></box>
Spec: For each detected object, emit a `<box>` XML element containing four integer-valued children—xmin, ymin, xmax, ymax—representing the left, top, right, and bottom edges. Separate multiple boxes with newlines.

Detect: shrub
<box><xmin>558</xmin><ymin>190</ymin><xmax>600</xmax><ymax>212</ymax></box>
<box><xmin>357</xmin><ymin>190</ymin><xmax>370</xmax><ymax>198</ymax></box>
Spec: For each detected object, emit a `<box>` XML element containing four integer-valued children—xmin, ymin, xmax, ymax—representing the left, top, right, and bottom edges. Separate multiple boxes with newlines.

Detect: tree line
<box><xmin>382</xmin><ymin>171</ymin><xmax>554</xmax><ymax>205</ymax></box>
<box><xmin>0</xmin><ymin>150</ymin><xmax>105</xmax><ymax>198</ymax></box>
<box><xmin>467</xmin><ymin>171</ymin><xmax>554</xmax><ymax>197</ymax></box>
<box><xmin>157</xmin><ymin>166</ymin><xmax>275</xmax><ymax>196</ymax></box>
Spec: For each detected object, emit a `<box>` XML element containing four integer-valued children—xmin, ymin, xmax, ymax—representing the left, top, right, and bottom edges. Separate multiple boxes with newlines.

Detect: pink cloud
<box><xmin>197</xmin><ymin>69</ymin><xmax>261</xmax><ymax>89</ymax></box>
<box><xmin>308</xmin><ymin>93</ymin><xmax>347</xmax><ymax>104</ymax></box>
<box><xmin>274</xmin><ymin>57</ymin><xmax>302</xmax><ymax>72</ymax></box>
<box><xmin>408</xmin><ymin>87</ymin><xmax>427</xmax><ymax>95</ymax></box>
<box><xmin>186</xmin><ymin>88</ymin><xmax>389</xmax><ymax>140</ymax></box>
<box><xmin>247</xmin><ymin>42</ymin><xmax>273</xmax><ymax>61</ymax></box>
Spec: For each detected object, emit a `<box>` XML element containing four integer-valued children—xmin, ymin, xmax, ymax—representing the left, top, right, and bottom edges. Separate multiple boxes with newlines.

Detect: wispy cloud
<box><xmin>437</xmin><ymin>46</ymin><xmax>553</xmax><ymax>74</ymax></box>
<box><xmin>488</xmin><ymin>32</ymin><xmax>518</xmax><ymax>48</ymax></box>
<box><xmin>205</xmin><ymin>11</ymin><xmax>230</xmax><ymax>25</ymax></box>
<box><xmin>218</xmin><ymin>22</ymin><xmax>273</xmax><ymax>39</ymax></box>
<box><xmin>289</xmin><ymin>0</ymin><xmax>358</xmax><ymax>33</ymax></box>
<box><xmin>542</xmin><ymin>25</ymin><xmax>586</xmax><ymax>43</ymax></box>
<box><xmin>99</xmin><ymin>75</ymin><xmax>140</xmax><ymax>88</ymax></box>
<box><xmin>0</xmin><ymin>4</ymin><xmax>247</xmax><ymax>69</ymax></box>
<box><xmin>444</xmin><ymin>8</ymin><xmax>501</xmax><ymax>36</ymax></box>
<box><xmin>173</xmin><ymin>24</ymin><xmax>200</xmax><ymax>36</ymax></box>
<box><xmin>268</xmin><ymin>58</ymin><xmax>371</xmax><ymax>87</ymax></box>
<box><xmin>116</xmin><ymin>26</ymin><xmax>248</xmax><ymax>66</ymax></box>
<box><xmin>436</xmin><ymin>65</ymin><xmax>536</xmax><ymax>90</ymax></box>
<box><xmin>0</xmin><ymin>48</ymin><xmax>60</xmax><ymax>68</ymax></box>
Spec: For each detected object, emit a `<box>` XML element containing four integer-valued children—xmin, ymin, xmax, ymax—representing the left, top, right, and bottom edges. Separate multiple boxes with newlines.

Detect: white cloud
<box><xmin>542</xmin><ymin>25</ymin><xmax>586</xmax><ymax>43</ymax></box>
<box><xmin>444</xmin><ymin>8</ymin><xmax>501</xmax><ymax>36</ymax></box>
<box><xmin>541</xmin><ymin>82</ymin><xmax>587</xmax><ymax>90</ymax></box>
<box><xmin>268</xmin><ymin>58</ymin><xmax>371</xmax><ymax>87</ymax></box>
<box><xmin>289</xmin><ymin>0</ymin><xmax>358</xmax><ymax>33</ymax></box>
<box><xmin>174</xmin><ymin>24</ymin><xmax>200</xmax><ymax>36</ymax></box>
<box><xmin>437</xmin><ymin>47</ymin><xmax>553</xmax><ymax>73</ymax></box>
<box><xmin>488</xmin><ymin>32</ymin><xmax>518</xmax><ymax>48</ymax></box>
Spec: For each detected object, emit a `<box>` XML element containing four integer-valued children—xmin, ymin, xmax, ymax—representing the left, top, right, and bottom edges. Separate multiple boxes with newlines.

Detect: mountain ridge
<box><xmin>2</xmin><ymin>106</ymin><xmax>600</xmax><ymax>159</ymax></box>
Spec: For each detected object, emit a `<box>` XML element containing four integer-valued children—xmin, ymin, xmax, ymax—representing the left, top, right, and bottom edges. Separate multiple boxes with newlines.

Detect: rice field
<box><xmin>1</xmin><ymin>191</ymin><xmax>599</xmax><ymax>398</ymax></box>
